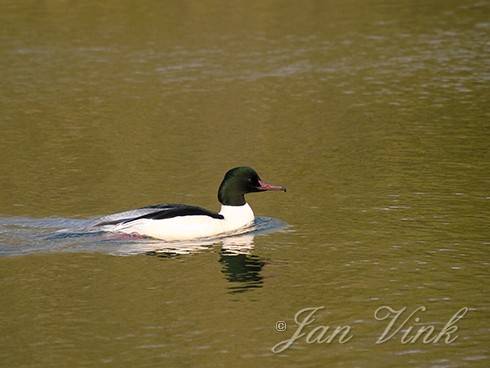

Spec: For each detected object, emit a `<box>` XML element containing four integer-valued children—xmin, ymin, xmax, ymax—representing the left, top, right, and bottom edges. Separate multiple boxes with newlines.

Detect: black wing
<box><xmin>93</xmin><ymin>204</ymin><xmax>223</xmax><ymax>227</ymax></box>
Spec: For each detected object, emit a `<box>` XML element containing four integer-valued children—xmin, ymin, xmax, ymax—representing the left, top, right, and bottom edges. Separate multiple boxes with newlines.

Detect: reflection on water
<box><xmin>220</xmin><ymin>234</ymin><xmax>265</xmax><ymax>294</ymax></box>
<box><xmin>145</xmin><ymin>232</ymin><xmax>266</xmax><ymax>293</ymax></box>
<box><xmin>219</xmin><ymin>252</ymin><xmax>265</xmax><ymax>294</ymax></box>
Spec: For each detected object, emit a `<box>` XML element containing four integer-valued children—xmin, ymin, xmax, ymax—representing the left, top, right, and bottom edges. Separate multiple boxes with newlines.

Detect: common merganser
<box><xmin>94</xmin><ymin>167</ymin><xmax>286</xmax><ymax>240</ymax></box>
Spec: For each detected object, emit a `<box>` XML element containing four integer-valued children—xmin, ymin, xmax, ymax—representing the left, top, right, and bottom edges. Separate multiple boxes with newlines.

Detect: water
<box><xmin>1</xmin><ymin>0</ymin><xmax>489</xmax><ymax>367</ymax></box>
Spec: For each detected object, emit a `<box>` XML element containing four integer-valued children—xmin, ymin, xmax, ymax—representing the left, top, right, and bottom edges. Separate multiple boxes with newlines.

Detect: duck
<box><xmin>93</xmin><ymin>167</ymin><xmax>286</xmax><ymax>240</ymax></box>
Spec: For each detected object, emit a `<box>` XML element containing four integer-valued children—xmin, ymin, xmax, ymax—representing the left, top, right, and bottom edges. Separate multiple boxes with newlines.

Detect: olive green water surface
<box><xmin>1</xmin><ymin>1</ymin><xmax>489</xmax><ymax>367</ymax></box>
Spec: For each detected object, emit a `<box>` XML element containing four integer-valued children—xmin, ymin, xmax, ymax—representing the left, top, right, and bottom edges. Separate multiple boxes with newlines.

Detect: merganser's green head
<box><xmin>218</xmin><ymin>167</ymin><xmax>286</xmax><ymax>206</ymax></box>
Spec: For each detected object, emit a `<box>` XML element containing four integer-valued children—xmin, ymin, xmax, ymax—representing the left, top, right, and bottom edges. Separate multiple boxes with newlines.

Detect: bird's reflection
<box><xmin>140</xmin><ymin>230</ymin><xmax>257</xmax><ymax>257</ymax></box>
<box><xmin>141</xmin><ymin>232</ymin><xmax>265</xmax><ymax>293</ymax></box>
<box><xmin>219</xmin><ymin>234</ymin><xmax>265</xmax><ymax>294</ymax></box>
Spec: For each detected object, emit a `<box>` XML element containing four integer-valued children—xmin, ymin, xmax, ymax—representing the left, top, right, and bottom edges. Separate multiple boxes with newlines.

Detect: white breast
<box><xmin>219</xmin><ymin>203</ymin><xmax>255</xmax><ymax>230</ymax></box>
<box><xmin>113</xmin><ymin>203</ymin><xmax>255</xmax><ymax>241</ymax></box>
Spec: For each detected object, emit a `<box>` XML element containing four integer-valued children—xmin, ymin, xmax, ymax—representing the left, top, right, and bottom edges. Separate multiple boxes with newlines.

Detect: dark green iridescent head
<box><xmin>218</xmin><ymin>167</ymin><xmax>286</xmax><ymax>206</ymax></box>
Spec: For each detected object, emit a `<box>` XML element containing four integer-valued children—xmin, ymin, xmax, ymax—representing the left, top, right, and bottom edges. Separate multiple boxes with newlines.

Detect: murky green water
<box><xmin>1</xmin><ymin>0</ymin><xmax>489</xmax><ymax>367</ymax></box>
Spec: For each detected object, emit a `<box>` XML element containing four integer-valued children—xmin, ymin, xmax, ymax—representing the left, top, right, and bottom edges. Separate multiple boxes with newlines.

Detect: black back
<box><xmin>95</xmin><ymin>204</ymin><xmax>224</xmax><ymax>226</ymax></box>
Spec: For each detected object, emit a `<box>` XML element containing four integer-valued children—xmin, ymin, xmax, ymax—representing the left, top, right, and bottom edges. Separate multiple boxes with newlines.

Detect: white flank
<box><xmin>112</xmin><ymin>203</ymin><xmax>255</xmax><ymax>241</ymax></box>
